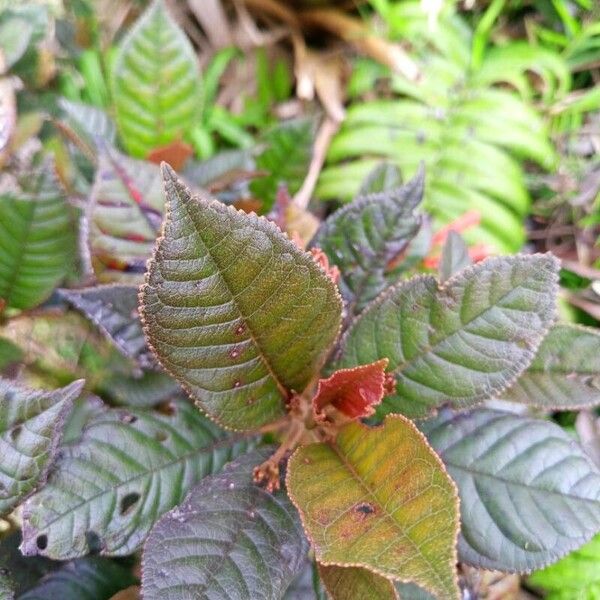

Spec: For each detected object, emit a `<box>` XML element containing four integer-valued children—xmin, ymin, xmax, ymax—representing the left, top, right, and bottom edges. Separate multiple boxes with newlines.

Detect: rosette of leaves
<box><xmin>316</xmin><ymin>0</ymin><xmax>567</xmax><ymax>253</ymax></box>
<box><xmin>13</xmin><ymin>163</ymin><xmax>600</xmax><ymax>599</ymax></box>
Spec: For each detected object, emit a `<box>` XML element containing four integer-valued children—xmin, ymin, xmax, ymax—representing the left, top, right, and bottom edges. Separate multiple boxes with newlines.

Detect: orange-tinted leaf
<box><xmin>287</xmin><ymin>415</ymin><xmax>460</xmax><ymax>600</ymax></box>
<box><xmin>318</xmin><ymin>564</ymin><xmax>398</xmax><ymax>600</ymax></box>
<box><xmin>147</xmin><ymin>141</ymin><xmax>194</xmax><ymax>171</ymax></box>
<box><xmin>312</xmin><ymin>359</ymin><xmax>389</xmax><ymax>420</ymax></box>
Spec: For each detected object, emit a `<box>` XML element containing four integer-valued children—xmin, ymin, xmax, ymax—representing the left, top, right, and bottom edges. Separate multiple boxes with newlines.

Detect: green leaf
<box><xmin>59</xmin><ymin>285</ymin><xmax>154</xmax><ymax>369</ymax></box>
<box><xmin>421</xmin><ymin>408</ymin><xmax>600</xmax><ymax>572</ymax></box>
<box><xmin>504</xmin><ymin>324</ymin><xmax>600</xmax><ymax>409</ymax></box>
<box><xmin>318</xmin><ymin>565</ymin><xmax>398</xmax><ymax>600</ymax></box>
<box><xmin>357</xmin><ymin>162</ymin><xmax>403</xmax><ymax>195</ymax></box>
<box><xmin>394</xmin><ymin>582</ymin><xmax>436</xmax><ymax>600</ymax></box>
<box><xmin>19</xmin><ymin>558</ymin><xmax>136</xmax><ymax>600</ymax></box>
<box><xmin>311</xmin><ymin>168</ymin><xmax>423</xmax><ymax>315</ymax></box>
<box><xmin>21</xmin><ymin>398</ymin><xmax>254</xmax><ymax>559</ymax></box>
<box><xmin>87</xmin><ymin>147</ymin><xmax>163</xmax><ymax>283</ymax></box>
<box><xmin>0</xmin><ymin>379</ymin><xmax>82</xmax><ymax>517</ymax></box>
<box><xmin>250</xmin><ymin>119</ymin><xmax>314</xmax><ymax>212</ymax></box>
<box><xmin>142</xmin><ymin>448</ymin><xmax>308</xmax><ymax>600</ymax></box>
<box><xmin>0</xmin><ymin>164</ymin><xmax>74</xmax><ymax>310</ymax></box>
<box><xmin>0</xmin><ymin>338</ymin><xmax>22</xmax><ymax>374</ymax></box>
<box><xmin>287</xmin><ymin>416</ymin><xmax>460</xmax><ymax>600</ymax></box>
<box><xmin>438</xmin><ymin>231</ymin><xmax>471</xmax><ymax>283</ymax></box>
<box><xmin>334</xmin><ymin>254</ymin><xmax>559</xmax><ymax>418</ymax></box>
<box><xmin>58</xmin><ymin>98</ymin><xmax>117</xmax><ymax>153</ymax></box>
<box><xmin>111</xmin><ymin>0</ymin><xmax>201</xmax><ymax>157</ymax></box>
<box><xmin>528</xmin><ymin>533</ymin><xmax>600</xmax><ymax>599</ymax></box>
<box><xmin>140</xmin><ymin>166</ymin><xmax>342</xmax><ymax>430</ymax></box>
<box><xmin>284</xmin><ymin>561</ymin><xmax>326</xmax><ymax>600</ymax></box>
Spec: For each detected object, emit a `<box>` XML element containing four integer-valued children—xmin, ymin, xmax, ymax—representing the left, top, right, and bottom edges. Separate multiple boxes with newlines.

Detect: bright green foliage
<box><xmin>334</xmin><ymin>254</ymin><xmax>559</xmax><ymax>418</ymax></box>
<box><xmin>504</xmin><ymin>324</ymin><xmax>600</xmax><ymax>409</ymax></box>
<box><xmin>111</xmin><ymin>0</ymin><xmax>201</xmax><ymax>157</ymax></box>
<box><xmin>529</xmin><ymin>534</ymin><xmax>600</xmax><ymax>599</ymax></box>
<box><xmin>317</xmin><ymin>1</ymin><xmax>561</xmax><ymax>252</ymax></box>
<box><xmin>310</xmin><ymin>168</ymin><xmax>423</xmax><ymax>315</ymax></box>
<box><xmin>142</xmin><ymin>448</ymin><xmax>308</xmax><ymax>600</ymax></box>
<box><xmin>318</xmin><ymin>565</ymin><xmax>398</xmax><ymax>600</ymax></box>
<box><xmin>88</xmin><ymin>147</ymin><xmax>163</xmax><ymax>283</ymax></box>
<box><xmin>287</xmin><ymin>416</ymin><xmax>460</xmax><ymax>600</ymax></box>
<box><xmin>0</xmin><ymin>165</ymin><xmax>73</xmax><ymax>310</ymax></box>
<box><xmin>250</xmin><ymin>119</ymin><xmax>315</xmax><ymax>212</ymax></box>
<box><xmin>358</xmin><ymin>162</ymin><xmax>403</xmax><ymax>195</ymax></box>
<box><xmin>60</xmin><ymin>285</ymin><xmax>154</xmax><ymax>369</ymax></box>
<box><xmin>0</xmin><ymin>379</ymin><xmax>82</xmax><ymax>517</ymax></box>
<box><xmin>18</xmin><ymin>558</ymin><xmax>136</xmax><ymax>600</ymax></box>
<box><xmin>21</xmin><ymin>399</ymin><xmax>254</xmax><ymax>559</ymax></box>
<box><xmin>58</xmin><ymin>98</ymin><xmax>116</xmax><ymax>154</ymax></box>
<box><xmin>140</xmin><ymin>166</ymin><xmax>342</xmax><ymax>430</ymax></box>
<box><xmin>422</xmin><ymin>409</ymin><xmax>600</xmax><ymax>572</ymax></box>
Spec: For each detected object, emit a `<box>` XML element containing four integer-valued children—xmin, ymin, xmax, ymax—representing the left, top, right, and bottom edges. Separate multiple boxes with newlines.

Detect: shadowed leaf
<box><xmin>438</xmin><ymin>231</ymin><xmax>471</xmax><ymax>282</ymax></box>
<box><xmin>334</xmin><ymin>254</ymin><xmax>559</xmax><ymax>418</ymax></box>
<box><xmin>358</xmin><ymin>162</ymin><xmax>403</xmax><ymax>195</ymax></box>
<box><xmin>21</xmin><ymin>399</ymin><xmax>254</xmax><ymax>559</ymax></box>
<box><xmin>0</xmin><ymin>379</ymin><xmax>82</xmax><ymax>516</ymax></box>
<box><xmin>287</xmin><ymin>416</ymin><xmax>460</xmax><ymax>600</ymax></box>
<box><xmin>142</xmin><ymin>448</ymin><xmax>308</xmax><ymax>600</ymax></box>
<box><xmin>318</xmin><ymin>565</ymin><xmax>398</xmax><ymax>600</ymax></box>
<box><xmin>311</xmin><ymin>169</ymin><xmax>423</xmax><ymax>315</ymax></box>
<box><xmin>140</xmin><ymin>166</ymin><xmax>342</xmax><ymax>430</ymax></box>
<box><xmin>422</xmin><ymin>408</ymin><xmax>600</xmax><ymax>572</ymax></box>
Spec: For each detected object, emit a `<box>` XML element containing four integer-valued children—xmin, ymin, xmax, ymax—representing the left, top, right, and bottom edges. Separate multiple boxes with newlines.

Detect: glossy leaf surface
<box><xmin>141</xmin><ymin>167</ymin><xmax>342</xmax><ymax>430</ymax></box>
<box><xmin>0</xmin><ymin>379</ymin><xmax>82</xmax><ymax>516</ymax></box>
<box><xmin>142</xmin><ymin>449</ymin><xmax>308</xmax><ymax>600</ymax></box>
<box><xmin>334</xmin><ymin>254</ymin><xmax>559</xmax><ymax>418</ymax></box>
<box><xmin>21</xmin><ymin>399</ymin><xmax>253</xmax><ymax>558</ymax></box>
<box><xmin>287</xmin><ymin>416</ymin><xmax>460</xmax><ymax>600</ymax></box>
<box><xmin>422</xmin><ymin>408</ymin><xmax>600</xmax><ymax>572</ymax></box>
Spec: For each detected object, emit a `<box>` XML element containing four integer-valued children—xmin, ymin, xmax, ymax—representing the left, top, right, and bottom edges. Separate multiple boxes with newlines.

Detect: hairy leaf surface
<box><xmin>0</xmin><ymin>379</ymin><xmax>82</xmax><ymax>516</ymax></box>
<box><xmin>141</xmin><ymin>167</ymin><xmax>342</xmax><ymax>430</ymax></box>
<box><xmin>21</xmin><ymin>399</ymin><xmax>253</xmax><ymax>558</ymax></box>
<box><xmin>19</xmin><ymin>558</ymin><xmax>135</xmax><ymax>600</ymax></box>
<box><xmin>504</xmin><ymin>324</ymin><xmax>600</xmax><ymax>409</ymax></box>
<box><xmin>422</xmin><ymin>408</ymin><xmax>600</xmax><ymax>572</ymax></box>
<box><xmin>88</xmin><ymin>148</ymin><xmax>163</xmax><ymax>283</ymax></box>
<box><xmin>142</xmin><ymin>448</ymin><xmax>308</xmax><ymax>600</ymax></box>
<box><xmin>287</xmin><ymin>416</ymin><xmax>460</xmax><ymax>600</ymax></box>
<box><xmin>334</xmin><ymin>254</ymin><xmax>559</xmax><ymax>418</ymax></box>
<box><xmin>60</xmin><ymin>285</ymin><xmax>154</xmax><ymax>368</ymax></box>
<box><xmin>111</xmin><ymin>0</ymin><xmax>201</xmax><ymax>157</ymax></box>
<box><xmin>311</xmin><ymin>169</ymin><xmax>423</xmax><ymax>314</ymax></box>
<box><xmin>0</xmin><ymin>166</ymin><xmax>73</xmax><ymax>310</ymax></box>
<box><xmin>318</xmin><ymin>565</ymin><xmax>398</xmax><ymax>600</ymax></box>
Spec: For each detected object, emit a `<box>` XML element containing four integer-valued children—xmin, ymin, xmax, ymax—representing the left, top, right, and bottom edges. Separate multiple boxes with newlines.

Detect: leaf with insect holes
<box><xmin>18</xmin><ymin>558</ymin><xmax>136</xmax><ymax>600</ymax></box>
<box><xmin>312</xmin><ymin>359</ymin><xmax>389</xmax><ymax>420</ymax></box>
<box><xmin>0</xmin><ymin>164</ymin><xmax>74</xmax><ymax>310</ymax></box>
<box><xmin>286</xmin><ymin>415</ymin><xmax>460</xmax><ymax>600</ymax></box>
<box><xmin>142</xmin><ymin>448</ymin><xmax>308</xmax><ymax>600</ymax></box>
<box><xmin>311</xmin><ymin>168</ymin><xmax>423</xmax><ymax>315</ymax></box>
<box><xmin>88</xmin><ymin>147</ymin><xmax>163</xmax><ymax>283</ymax></box>
<box><xmin>111</xmin><ymin>0</ymin><xmax>201</xmax><ymax>158</ymax></box>
<box><xmin>318</xmin><ymin>565</ymin><xmax>398</xmax><ymax>600</ymax></box>
<box><xmin>333</xmin><ymin>254</ymin><xmax>559</xmax><ymax>418</ymax></box>
<box><xmin>20</xmin><ymin>398</ymin><xmax>254</xmax><ymax>559</ymax></box>
<box><xmin>0</xmin><ymin>379</ymin><xmax>82</xmax><ymax>517</ymax></box>
<box><xmin>59</xmin><ymin>285</ymin><xmax>155</xmax><ymax>369</ymax></box>
<box><xmin>421</xmin><ymin>408</ymin><xmax>600</xmax><ymax>573</ymax></box>
<box><xmin>140</xmin><ymin>166</ymin><xmax>342</xmax><ymax>430</ymax></box>
<box><xmin>503</xmin><ymin>324</ymin><xmax>600</xmax><ymax>409</ymax></box>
